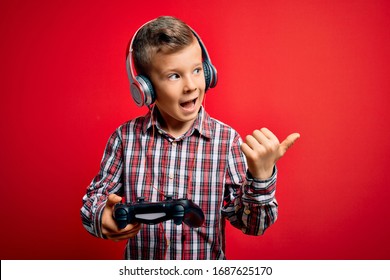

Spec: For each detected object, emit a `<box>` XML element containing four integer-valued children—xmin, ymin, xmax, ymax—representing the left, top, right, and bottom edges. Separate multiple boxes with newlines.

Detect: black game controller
<box><xmin>113</xmin><ymin>196</ymin><xmax>205</xmax><ymax>229</ymax></box>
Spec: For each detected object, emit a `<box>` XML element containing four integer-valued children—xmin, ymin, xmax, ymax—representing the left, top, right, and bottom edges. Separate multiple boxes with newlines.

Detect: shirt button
<box><xmin>169</xmin><ymin>173</ymin><xmax>174</xmax><ymax>179</ymax></box>
<box><xmin>244</xmin><ymin>208</ymin><xmax>251</xmax><ymax>215</ymax></box>
<box><xmin>172</xmin><ymin>142</ymin><xmax>177</xmax><ymax>147</ymax></box>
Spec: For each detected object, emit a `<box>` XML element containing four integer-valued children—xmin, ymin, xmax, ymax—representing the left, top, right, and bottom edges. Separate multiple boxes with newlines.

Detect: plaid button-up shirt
<box><xmin>81</xmin><ymin>107</ymin><xmax>278</xmax><ymax>259</ymax></box>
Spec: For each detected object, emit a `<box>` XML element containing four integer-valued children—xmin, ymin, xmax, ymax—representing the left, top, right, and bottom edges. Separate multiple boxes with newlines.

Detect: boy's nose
<box><xmin>183</xmin><ymin>77</ymin><xmax>197</xmax><ymax>93</ymax></box>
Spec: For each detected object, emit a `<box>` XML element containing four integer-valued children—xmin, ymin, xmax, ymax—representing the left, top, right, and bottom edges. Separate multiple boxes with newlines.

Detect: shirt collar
<box><xmin>142</xmin><ymin>106</ymin><xmax>212</xmax><ymax>140</ymax></box>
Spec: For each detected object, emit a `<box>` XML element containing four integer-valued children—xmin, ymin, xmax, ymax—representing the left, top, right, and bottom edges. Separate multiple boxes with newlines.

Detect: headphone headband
<box><xmin>126</xmin><ymin>18</ymin><xmax>218</xmax><ymax>107</ymax></box>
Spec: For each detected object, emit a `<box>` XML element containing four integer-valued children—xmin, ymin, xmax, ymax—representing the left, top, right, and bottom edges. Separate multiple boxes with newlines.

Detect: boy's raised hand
<box><xmin>101</xmin><ymin>194</ymin><xmax>142</xmax><ymax>241</ymax></box>
<box><xmin>241</xmin><ymin>128</ymin><xmax>300</xmax><ymax>180</ymax></box>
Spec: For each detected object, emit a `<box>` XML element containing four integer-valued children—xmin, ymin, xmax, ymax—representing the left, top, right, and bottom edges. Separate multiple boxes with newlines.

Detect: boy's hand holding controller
<box><xmin>101</xmin><ymin>194</ymin><xmax>142</xmax><ymax>241</ymax></box>
<box><xmin>241</xmin><ymin>128</ymin><xmax>300</xmax><ymax>179</ymax></box>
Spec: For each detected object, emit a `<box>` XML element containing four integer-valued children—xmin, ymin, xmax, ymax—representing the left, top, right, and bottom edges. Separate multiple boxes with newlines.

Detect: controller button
<box><xmin>116</xmin><ymin>208</ymin><xmax>127</xmax><ymax>216</ymax></box>
<box><xmin>174</xmin><ymin>205</ymin><xmax>185</xmax><ymax>212</ymax></box>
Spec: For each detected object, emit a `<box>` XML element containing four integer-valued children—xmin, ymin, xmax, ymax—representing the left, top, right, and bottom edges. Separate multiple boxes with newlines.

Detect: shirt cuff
<box><xmin>246</xmin><ymin>165</ymin><xmax>277</xmax><ymax>182</ymax></box>
<box><xmin>93</xmin><ymin>201</ymin><xmax>107</xmax><ymax>239</ymax></box>
<box><xmin>242</xmin><ymin>166</ymin><xmax>277</xmax><ymax>204</ymax></box>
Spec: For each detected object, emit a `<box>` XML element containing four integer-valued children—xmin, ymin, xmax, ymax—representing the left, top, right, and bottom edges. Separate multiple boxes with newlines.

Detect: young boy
<box><xmin>81</xmin><ymin>16</ymin><xmax>299</xmax><ymax>260</ymax></box>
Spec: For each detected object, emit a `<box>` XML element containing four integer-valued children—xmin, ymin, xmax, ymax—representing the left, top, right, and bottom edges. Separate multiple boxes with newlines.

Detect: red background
<box><xmin>1</xmin><ymin>0</ymin><xmax>390</xmax><ymax>260</ymax></box>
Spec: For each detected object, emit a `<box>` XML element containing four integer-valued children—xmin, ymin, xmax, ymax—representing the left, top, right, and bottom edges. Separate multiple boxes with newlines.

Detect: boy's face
<box><xmin>149</xmin><ymin>39</ymin><xmax>205</xmax><ymax>135</ymax></box>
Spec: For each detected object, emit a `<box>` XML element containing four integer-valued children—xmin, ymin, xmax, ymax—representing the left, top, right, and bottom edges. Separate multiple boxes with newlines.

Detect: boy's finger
<box><xmin>259</xmin><ymin>127</ymin><xmax>278</xmax><ymax>141</ymax></box>
<box><xmin>240</xmin><ymin>142</ymin><xmax>252</xmax><ymax>156</ymax></box>
<box><xmin>253</xmin><ymin>129</ymin><xmax>274</xmax><ymax>146</ymax></box>
<box><xmin>279</xmin><ymin>133</ymin><xmax>300</xmax><ymax>153</ymax></box>
<box><xmin>106</xmin><ymin>194</ymin><xmax>122</xmax><ymax>207</ymax></box>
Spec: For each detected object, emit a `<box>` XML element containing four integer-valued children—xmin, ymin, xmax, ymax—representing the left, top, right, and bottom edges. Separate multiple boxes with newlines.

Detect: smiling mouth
<box><xmin>180</xmin><ymin>97</ymin><xmax>198</xmax><ymax>110</ymax></box>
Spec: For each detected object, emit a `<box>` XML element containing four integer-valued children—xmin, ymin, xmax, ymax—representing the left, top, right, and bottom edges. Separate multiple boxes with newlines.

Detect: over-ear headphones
<box><xmin>126</xmin><ymin>19</ymin><xmax>218</xmax><ymax>107</ymax></box>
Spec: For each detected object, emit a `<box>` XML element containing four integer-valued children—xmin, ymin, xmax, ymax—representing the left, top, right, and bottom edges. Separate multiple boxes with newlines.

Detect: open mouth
<box><xmin>180</xmin><ymin>97</ymin><xmax>198</xmax><ymax>110</ymax></box>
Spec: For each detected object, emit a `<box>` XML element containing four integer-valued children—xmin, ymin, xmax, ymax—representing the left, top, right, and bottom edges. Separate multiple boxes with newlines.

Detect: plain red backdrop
<box><xmin>1</xmin><ymin>0</ymin><xmax>389</xmax><ymax>259</ymax></box>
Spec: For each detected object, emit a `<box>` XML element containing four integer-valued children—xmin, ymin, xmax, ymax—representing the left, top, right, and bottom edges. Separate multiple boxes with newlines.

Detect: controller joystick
<box><xmin>113</xmin><ymin>196</ymin><xmax>205</xmax><ymax>229</ymax></box>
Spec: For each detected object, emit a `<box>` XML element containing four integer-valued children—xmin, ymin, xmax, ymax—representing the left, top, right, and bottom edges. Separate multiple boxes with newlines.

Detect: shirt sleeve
<box><xmin>221</xmin><ymin>134</ymin><xmax>278</xmax><ymax>236</ymax></box>
<box><xmin>80</xmin><ymin>129</ymin><xmax>124</xmax><ymax>238</ymax></box>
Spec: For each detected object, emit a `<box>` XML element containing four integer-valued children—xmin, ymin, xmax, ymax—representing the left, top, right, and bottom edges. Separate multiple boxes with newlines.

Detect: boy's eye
<box><xmin>193</xmin><ymin>68</ymin><xmax>202</xmax><ymax>75</ymax></box>
<box><xmin>168</xmin><ymin>73</ymin><xmax>180</xmax><ymax>80</ymax></box>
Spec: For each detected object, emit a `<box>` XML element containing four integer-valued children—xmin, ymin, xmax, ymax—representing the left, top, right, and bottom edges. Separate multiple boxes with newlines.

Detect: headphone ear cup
<box><xmin>203</xmin><ymin>61</ymin><xmax>211</xmax><ymax>91</ymax></box>
<box><xmin>135</xmin><ymin>75</ymin><xmax>155</xmax><ymax>106</ymax></box>
<box><xmin>203</xmin><ymin>61</ymin><xmax>217</xmax><ymax>91</ymax></box>
<box><xmin>130</xmin><ymin>80</ymin><xmax>145</xmax><ymax>107</ymax></box>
